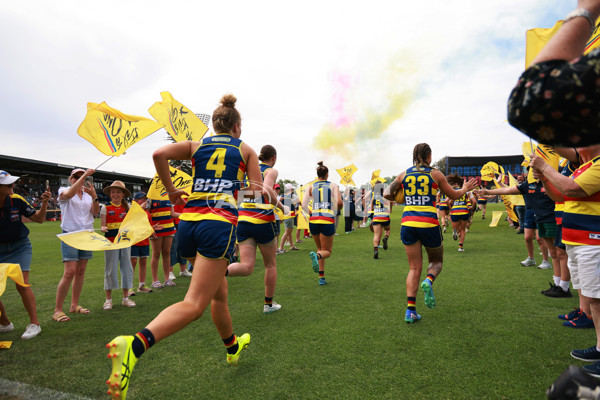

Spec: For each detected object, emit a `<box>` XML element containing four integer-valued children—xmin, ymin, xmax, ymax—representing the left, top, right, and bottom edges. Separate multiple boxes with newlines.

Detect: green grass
<box><xmin>0</xmin><ymin>203</ymin><xmax>591</xmax><ymax>399</ymax></box>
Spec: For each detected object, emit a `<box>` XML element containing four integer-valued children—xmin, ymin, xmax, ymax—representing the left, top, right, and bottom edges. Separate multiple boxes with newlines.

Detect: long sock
<box><xmin>425</xmin><ymin>274</ymin><xmax>435</xmax><ymax>285</ymax></box>
<box><xmin>407</xmin><ymin>297</ymin><xmax>416</xmax><ymax>312</ymax></box>
<box><xmin>223</xmin><ymin>334</ymin><xmax>239</xmax><ymax>355</ymax></box>
<box><xmin>319</xmin><ymin>271</ymin><xmax>324</xmax><ymax>278</ymax></box>
<box><xmin>459</xmin><ymin>243</ymin><xmax>463</xmax><ymax>248</ymax></box>
<box><xmin>132</xmin><ymin>328</ymin><xmax>155</xmax><ymax>358</ymax></box>
<box><xmin>265</xmin><ymin>296</ymin><xmax>273</xmax><ymax>307</ymax></box>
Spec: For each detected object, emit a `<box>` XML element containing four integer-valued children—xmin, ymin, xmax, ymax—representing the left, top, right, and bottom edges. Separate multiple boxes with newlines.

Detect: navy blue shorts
<box><xmin>450</xmin><ymin>214</ymin><xmax>470</xmax><ymax>222</ymax></box>
<box><xmin>309</xmin><ymin>222</ymin><xmax>336</xmax><ymax>237</ymax></box>
<box><xmin>477</xmin><ymin>200</ymin><xmax>487</xmax><ymax>205</ymax></box>
<box><xmin>236</xmin><ymin>221</ymin><xmax>277</xmax><ymax>245</ymax></box>
<box><xmin>372</xmin><ymin>220</ymin><xmax>390</xmax><ymax>227</ymax></box>
<box><xmin>524</xmin><ymin>208</ymin><xmax>537</xmax><ymax>230</ymax></box>
<box><xmin>438</xmin><ymin>205</ymin><xmax>449</xmax><ymax>211</ymax></box>
<box><xmin>178</xmin><ymin>220</ymin><xmax>236</xmax><ymax>260</ymax></box>
<box><xmin>555</xmin><ymin>224</ymin><xmax>566</xmax><ymax>250</ymax></box>
<box><xmin>401</xmin><ymin>225</ymin><xmax>443</xmax><ymax>248</ymax></box>
<box><xmin>131</xmin><ymin>244</ymin><xmax>150</xmax><ymax>258</ymax></box>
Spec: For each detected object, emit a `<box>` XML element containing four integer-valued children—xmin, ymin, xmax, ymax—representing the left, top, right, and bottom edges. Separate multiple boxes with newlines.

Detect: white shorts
<box><xmin>566</xmin><ymin>244</ymin><xmax>600</xmax><ymax>298</ymax></box>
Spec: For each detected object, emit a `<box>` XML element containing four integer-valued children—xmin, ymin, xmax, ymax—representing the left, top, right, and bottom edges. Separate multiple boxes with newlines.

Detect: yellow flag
<box><xmin>489</xmin><ymin>211</ymin><xmax>504</xmax><ymax>227</ymax></box>
<box><xmin>480</xmin><ymin>162</ymin><xmax>504</xmax><ymax>182</ymax></box>
<box><xmin>296</xmin><ymin>210</ymin><xmax>310</xmax><ymax>230</ymax></box>
<box><xmin>57</xmin><ymin>202</ymin><xmax>153</xmax><ymax>251</ymax></box>
<box><xmin>370</xmin><ymin>169</ymin><xmax>385</xmax><ymax>186</ymax></box>
<box><xmin>77</xmin><ymin>102</ymin><xmax>163</xmax><ymax>156</ymax></box>
<box><xmin>491</xmin><ymin>178</ymin><xmax>519</xmax><ymax>223</ymax></box>
<box><xmin>147</xmin><ymin>166</ymin><xmax>194</xmax><ymax>200</ymax></box>
<box><xmin>296</xmin><ymin>179</ymin><xmax>318</xmax><ymax>206</ymax></box>
<box><xmin>0</xmin><ymin>264</ymin><xmax>30</xmax><ymax>298</ymax></box>
<box><xmin>527</xmin><ymin>144</ymin><xmax>559</xmax><ymax>183</ymax></box>
<box><xmin>148</xmin><ymin>92</ymin><xmax>208</xmax><ymax>142</ymax></box>
<box><xmin>337</xmin><ymin>164</ymin><xmax>357</xmax><ymax>186</ymax></box>
<box><xmin>526</xmin><ymin>18</ymin><xmax>600</xmax><ymax>68</ymax></box>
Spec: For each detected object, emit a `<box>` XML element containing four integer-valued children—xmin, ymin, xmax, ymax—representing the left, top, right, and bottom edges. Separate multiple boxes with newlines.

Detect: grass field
<box><xmin>0</xmin><ymin>203</ymin><xmax>592</xmax><ymax>399</ymax></box>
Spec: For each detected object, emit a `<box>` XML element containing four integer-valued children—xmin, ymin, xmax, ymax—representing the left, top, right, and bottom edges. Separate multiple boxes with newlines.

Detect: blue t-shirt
<box><xmin>516</xmin><ymin>181</ymin><xmax>555</xmax><ymax>224</ymax></box>
<box><xmin>0</xmin><ymin>194</ymin><xmax>37</xmax><ymax>242</ymax></box>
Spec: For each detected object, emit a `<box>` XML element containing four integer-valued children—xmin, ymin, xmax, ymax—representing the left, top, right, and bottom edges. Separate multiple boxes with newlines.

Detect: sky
<box><xmin>0</xmin><ymin>1</ymin><xmax>573</xmax><ymax>187</ymax></box>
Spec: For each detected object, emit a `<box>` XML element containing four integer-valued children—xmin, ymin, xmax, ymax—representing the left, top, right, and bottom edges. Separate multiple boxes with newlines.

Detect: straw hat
<box><xmin>103</xmin><ymin>180</ymin><xmax>131</xmax><ymax>197</ymax></box>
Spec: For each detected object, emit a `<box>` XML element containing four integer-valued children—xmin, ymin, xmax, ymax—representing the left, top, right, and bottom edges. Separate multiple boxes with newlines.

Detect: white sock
<box><xmin>105</xmin><ymin>299</ymin><xmax>112</xmax><ymax>303</ymax></box>
<box><xmin>553</xmin><ymin>276</ymin><xmax>561</xmax><ymax>286</ymax></box>
<box><xmin>559</xmin><ymin>280</ymin><xmax>570</xmax><ymax>292</ymax></box>
<box><xmin>123</xmin><ymin>297</ymin><xmax>129</xmax><ymax>301</ymax></box>
<box><xmin>139</xmin><ymin>282</ymin><xmax>145</xmax><ymax>287</ymax></box>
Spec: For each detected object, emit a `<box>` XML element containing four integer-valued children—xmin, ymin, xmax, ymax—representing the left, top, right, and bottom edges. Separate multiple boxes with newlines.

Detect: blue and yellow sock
<box><xmin>407</xmin><ymin>297</ymin><xmax>416</xmax><ymax>312</ymax></box>
<box><xmin>132</xmin><ymin>328</ymin><xmax>155</xmax><ymax>358</ymax></box>
<box><xmin>425</xmin><ymin>274</ymin><xmax>435</xmax><ymax>285</ymax></box>
<box><xmin>223</xmin><ymin>334</ymin><xmax>239</xmax><ymax>355</ymax></box>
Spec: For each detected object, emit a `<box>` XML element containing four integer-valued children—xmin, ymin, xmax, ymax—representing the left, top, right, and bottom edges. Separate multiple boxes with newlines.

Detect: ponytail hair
<box><xmin>212</xmin><ymin>94</ymin><xmax>241</xmax><ymax>134</ymax></box>
<box><xmin>413</xmin><ymin>143</ymin><xmax>432</xmax><ymax>170</ymax></box>
<box><xmin>259</xmin><ymin>145</ymin><xmax>277</xmax><ymax>162</ymax></box>
<box><xmin>316</xmin><ymin>161</ymin><xmax>328</xmax><ymax>178</ymax></box>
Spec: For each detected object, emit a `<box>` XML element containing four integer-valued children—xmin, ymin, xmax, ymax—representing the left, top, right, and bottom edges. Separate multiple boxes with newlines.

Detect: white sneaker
<box><xmin>21</xmin><ymin>324</ymin><xmax>41</xmax><ymax>340</ymax></box>
<box><xmin>0</xmin><ymin>322</ymin><xmax>14</xmax><ymax>333</ymax></box>
<box><xmin>458</xmin><ymin>247</ymin><xmax>465</xmax><ymax>252</ymax></box>
<box><xmin>538</xmin><ymin>260</ymin><xmax>552</xmax><ymax>269</ymax></box>
<box><xmin>179</xmin><ymin>269</ymin><xmax>192</xmax><ymax>277</ymax></box>
<box><xmin>263</xmin><ymin>302</ymin><xmax>282</xmax><ymax>314</ymax></box>
<box><xmin>521</xmin><ymin>257</ymin><xmax>536</xmax><ymax>267</ymax></box>
<box><xmin>169</xmin><ymin>271</ymin><xmax>177</xmax><ymax>280</ymax></box>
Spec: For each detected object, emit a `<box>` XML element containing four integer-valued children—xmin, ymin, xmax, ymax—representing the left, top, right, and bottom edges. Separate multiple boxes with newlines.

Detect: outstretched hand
<box><xmin>167</xmin><ymin>189</ymin><xmax>187</xmax><ymax>206</ymax></box>
<box><xmin>463</xmin><ymin>177</ymin><xmax>478</xmax><ymax>192</ymax></box>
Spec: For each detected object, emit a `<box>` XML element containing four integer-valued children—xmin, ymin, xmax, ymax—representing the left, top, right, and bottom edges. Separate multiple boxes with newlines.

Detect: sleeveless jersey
<box><xmin>438</xmin><ymin>194</ymin><xmax>448</xmax><ymax>208</ymax></box>
<box><xmin>238</xmin><ymin>163</ymin><xmax>276</xmax><ymax>224</ymax></box>
<box><xmin>450</xmin><ymin>192</ymin><xmax>470</xmax><ymax>215</ymax></box>
<box><xmin>180</xmin><ymin>134</ymin><xmax>246</xmax><ymax>225</ymax></box>
<box><xmin>562</xmin><ymin>156</ymin><xmax>600</xmax><ymax>245</ymax></box>
<box><xmin>310</xmin><ymin>180</ymin><xmax>335</xmax><ymax>224</ymax></box>
<box><xmin>149</xmin><ymin>199</ymin><xmax>175</xmax><ymax>237</ymax></box>
<box><xmin>401</xmin><ymin>166</ymin><xmax>439</xmax><ymax>228</ymax></box>
<box><xmin>371</xmin><ymin>193</ymin><xmax>390</xmax><ymax>223</ymax></box>
<box><xmin>105</xmin><ymin>203</ymin><xmax>128</xmax><ymax>242</ymax></box>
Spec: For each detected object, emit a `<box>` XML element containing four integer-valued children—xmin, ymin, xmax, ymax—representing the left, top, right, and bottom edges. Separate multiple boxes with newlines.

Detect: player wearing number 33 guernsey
<box><xmin>384</xmin><ymin>143</ymin><xmax>477</xmax><ymax>324</ymax></box>
<box><xmin>104</xmin><ymin>94</ymin><xmax>259</xmax><ymax>399</ymax></box>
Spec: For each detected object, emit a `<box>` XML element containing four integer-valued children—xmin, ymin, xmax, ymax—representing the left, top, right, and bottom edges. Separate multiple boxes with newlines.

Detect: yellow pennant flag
<box><xmin>527</xmin><ymin>144</ymin><xmax>559</xmax><ymax>183</ymax></box>
<box><xmin>489</xmin><ymin>211</ymin><xmax>504</xmax><ymax>227</ymax></box>
<box><xmin>148</xmin><ymin>92</ymin><xmax>209</xmax><ymax>142</ymax></box>
<box><xmin>0</xmin><ymin>264</ymin><xmax>30</xmax><ymax>298</ymax></box>
<box><xmin>337</xmin><ymin>164</ymin><xmax>357</xmax><ymax>186</ymax></box>
<box><xmin>526</xmin><ymin>18</ymin><xmax>600</xmax><ymax>68</ymax></box>
<box><xmin>370</xmin><ymin>169</ymin><xmax>385</xmax><ymax>186</ymax></box>
<box><xmin>147</xmin><ymin>166</ymin><xmax>194</xmax><ymax>200</ymax></box>
<box><xmin>77</xmin><ymin>102</ymin><xmax>163</xmax><ymax>156</ymax></box>
<box><xmin>296</xmin><ymin>210</ymin><xmax>310</xmax><ymax>230</ymax></box>
<box><xmin>57</xmin><ymin>202</ymin><xmax>154</xmax><ymax>251</ymax></box>
<box><xmin>480</xmin><ymin>162</ymin><xmax>504</xmax><ymax>182</ymax></box>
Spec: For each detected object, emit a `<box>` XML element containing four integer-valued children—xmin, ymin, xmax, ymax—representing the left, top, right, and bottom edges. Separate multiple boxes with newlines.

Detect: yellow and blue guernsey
<box><xmin>310</xmin><ymin>180</ymin><xmax>335</xmax><ymax>224</ymax></box>
<box><xmin>401</xmin><ymin>166</ymin><xmax>439</xmax><ymax>227</ymax></box>
<box><xmin>371</xmin><ymin>193</ymin><xmax>390</xmax><ymax>223</ymax></box>
<box><xmin>180</xmin><ymin>134</ymin><xmax>246</xmax><ymax>225</ymax></box>
<box><xmin>450</xmin><ymin>191</ymin><xmax>470</xmax><ymax>216</ymax></box>
<box><xmin>563</xmin><ymin>156</ymin><xmax>600</xmax><ymax>246</ymax></box>
<box><xmin>238</xmin><ymin>163</ymin><xmax>276</xmax><ymax>224</ymax></box>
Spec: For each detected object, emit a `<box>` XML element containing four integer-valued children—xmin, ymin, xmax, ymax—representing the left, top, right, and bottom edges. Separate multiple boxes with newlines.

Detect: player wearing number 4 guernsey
<box><xmin>384</xmin><ymin>143</ymin><xmax>476</xmax><ymax>324</ymax></box>
<box><xmin>104</xmin><ymin>94</ymin><xmax>258</xmax><ymax>399</ymax></box>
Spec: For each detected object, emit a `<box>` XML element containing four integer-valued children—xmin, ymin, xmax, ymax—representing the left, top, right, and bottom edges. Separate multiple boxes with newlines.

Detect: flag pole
<box><xmin>95</xmin><ymin>156</ymin><xmax>114</xmax><ymax>170</ymax></box>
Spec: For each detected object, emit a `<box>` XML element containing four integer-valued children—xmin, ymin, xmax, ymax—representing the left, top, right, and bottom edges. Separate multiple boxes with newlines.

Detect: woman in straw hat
<box><xmin>100</xmin><ymin>180</ymin><xmax>136</xmax><ymax>310</ymax></box>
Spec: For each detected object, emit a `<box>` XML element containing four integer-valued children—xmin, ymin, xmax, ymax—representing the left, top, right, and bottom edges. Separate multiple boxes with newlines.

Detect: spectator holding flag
<box><xmin>0</xmin><ymin>170</ymin><xmax>51</xmax><ymax>339</ymax></box>
<box><xmin>53</xmin><ymin>168</ymin><xmax>99</xmax><ymax>322</ymax></box>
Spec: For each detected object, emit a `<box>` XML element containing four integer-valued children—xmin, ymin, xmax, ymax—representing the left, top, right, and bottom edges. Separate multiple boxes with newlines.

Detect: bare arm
<box><xmin>302</xmin><ymin>186</ymin><xmax>312</xmax><ymax>214</ymax></box>
<box><xmin>531</xmin><ymin>154</ymin><xmax>588</xmax><ymax>197</ymax></box>
<box><xmin>332</xmin><ymin>183</ymin><xmax>343</xmax><ymax>210</ymax></box>
<box><xmin>383</xmin><ymin>174</ymin><xmax>403</xmax><ymax>201</ymax></box>
<box><xmin>59</xmin><ymin>169</ymin><xmax>95</xmax><ymax>201</ymax></box>
<box><xmin>153</xmin><ymin>141</ymin><xmax>195</xmax><ymax>206</ymax></box>
<box><xmin>432</xmin><ymin>170</ymin><xmax>478</xmax><ymax>200</ymax></box>
<box><xmin>28</xmin><ymin>191</ymin><xmax>51</xmax><ymax>223</ymax></box>
<box><xmin>262</xmin><ymin>167</ymin><xmax>279</xmax><ymax>207</ymax></box>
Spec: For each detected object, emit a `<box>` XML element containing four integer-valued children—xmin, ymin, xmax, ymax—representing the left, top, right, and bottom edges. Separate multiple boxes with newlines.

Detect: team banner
<box><xmin>149</xmin><ymin>92</ymin><xmax>209</xmax><ymax>142</ymax></box>
<box><xmin>57</xmin><ymin>202</ymin><xmax>153</xmax><ymax>251</ymax></box>
<box><xmin>489</xmin><ymin>211</ymin><xmax>504</xmax><ymax>227</ymax></box>
<box><xmin>337</xmin><ymin>164</ymin><xmax>357</xmax><ymax>186</ymax></box>
<box><xmin>0</xmin><ymin>264</ymin><xmax>30</xmax><ymax>298</ymax></box>
<box><xmin>147</xmin><ymin>166</ymin><xmax>193</xmax><ymax>200</ymax></box>
<box><xmin>526</xmin><ymin>17</ymin><xmax>600</xmax><ymax>67</ymax></box>
<box><xmin>77</xmin><ymin>102</ymin><xmax>163</xmax><ymax>156</ymax></box>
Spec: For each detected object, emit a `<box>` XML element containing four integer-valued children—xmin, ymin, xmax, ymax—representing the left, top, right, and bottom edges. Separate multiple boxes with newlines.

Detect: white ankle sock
<box><xmin>559</xmin><ymin>280</ymin><xmax>570</xmax><ymax>291</ymax></box>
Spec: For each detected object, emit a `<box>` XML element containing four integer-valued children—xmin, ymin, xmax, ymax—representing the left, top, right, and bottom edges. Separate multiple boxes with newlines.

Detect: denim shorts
<box><xmin>524</xmin><ymin>208</ymin><xmax>537</xmax><ymax>230</ymax></box>
<box><xmin>61</xmin><ymin>232</ymin><xmax>93</xmax><ymax>262</ymax></box>
<box><xmin>0</xmin><ymin>237</ymin><xmax>33</xmax><ymax>272</ymax></box>
<box><xmin>131</xmin><ymin>244</ymin><xmax>150</xmax><ymax>258</ymax></box>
